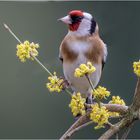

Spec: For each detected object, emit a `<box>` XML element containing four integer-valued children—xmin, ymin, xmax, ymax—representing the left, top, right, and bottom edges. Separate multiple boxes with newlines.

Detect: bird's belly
<box><xmin>63</xmin><ymin>57</ymin><xmax>102</xmax><ymax>95</ymax></box>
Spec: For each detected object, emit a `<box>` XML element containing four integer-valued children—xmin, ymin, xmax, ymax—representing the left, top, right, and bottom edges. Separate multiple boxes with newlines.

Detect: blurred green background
<box><xmin>0</xmin><ymin>1</ymin><xmax>140</xmax><ymax>139</ymax></box>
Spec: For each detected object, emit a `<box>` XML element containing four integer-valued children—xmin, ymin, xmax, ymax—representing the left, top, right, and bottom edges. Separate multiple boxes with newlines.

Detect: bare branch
<box><xmin>99</xmin><ymin>122</ymin><xmax>121</xmax><ymax>140</ymax></box>
<box><xmin>3</xmin><ymin>23</ymin><xmax>22</xmax><ymax>43</ymax></box>
<box><xmin>131</xmin><ymin>78</ymin><xmax>140</xmax><ymax>111</ymax></box>
<box><xmin>104</xmin><ymin>104</ymin><xmax>128</xmax><ymax>114</ymax></box>
<box><xmin>86</xmin><ymin>103</ymin><xmax>128</xmax><ymax>114</ymax></box>
<box><xmin>60</xmin><ymin>104</ymin><xmax>128</xmax><ymax>140</ymax></box>
<box><xmin>99</xmin><ymin>116</ymin><xmax>136</xmax><ymax>140</ymax></box>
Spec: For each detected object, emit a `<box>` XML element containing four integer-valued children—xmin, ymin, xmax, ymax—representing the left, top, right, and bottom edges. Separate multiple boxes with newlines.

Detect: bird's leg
<box><xmin>85</xmin><ymin>96</ymin><xmax>93</xmax><ymax>112</ymax></box>
<box><xmin>59</xmin><ymin>77</ymin><xmax>70</xmax><ymax>89</ymax></box>
<box><xmin>74</xmin><ymin>114</ymin><xmax>81</xmax><ymax>121</ymax></box>
<box><xmin>86</xmin><ymin>92</ymin><xmax>93</xmax><ymax>105</ymax></box>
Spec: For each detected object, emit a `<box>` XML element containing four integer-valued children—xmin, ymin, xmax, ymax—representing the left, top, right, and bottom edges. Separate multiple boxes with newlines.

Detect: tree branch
<box><xmin>60</xmin><ymin>104</ymin><xmax>128</xmax><ymax>140</ymax></box>
<box><xmin>104</xmin><ymin>104</ymin><xmax>128</xmax><ymax>114</ymax></box>
<box><xmin>98</xmin><ymin>121</ymin><xmax>122</xmax><ymax>140</ymax></box>
<box><xmin>85</xmin><ymin>103</ymin><xmax>128</xmax><ymax>114</ymax></box>
<box><xmin>98</xmin><ymin>116</ymin><xmax>136</xmax><ymax>140</ymax></box>
<box><xmin>130</xmin><ymin>78</ymin><xmax>140</xmax><ymax>111</ymax></box>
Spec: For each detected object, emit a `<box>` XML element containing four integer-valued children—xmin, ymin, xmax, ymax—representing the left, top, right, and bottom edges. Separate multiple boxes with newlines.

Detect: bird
<box><xmin>58</xmin><ymin>10</ymin><xmax>107</xmax><ymax>103</ymax></box>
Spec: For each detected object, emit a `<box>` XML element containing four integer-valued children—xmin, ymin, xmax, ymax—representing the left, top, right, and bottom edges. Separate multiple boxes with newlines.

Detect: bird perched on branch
<box><xmin>59</xmin><ymin>10</ymin><xmax>107</xmax><ymax>103</ymax></box>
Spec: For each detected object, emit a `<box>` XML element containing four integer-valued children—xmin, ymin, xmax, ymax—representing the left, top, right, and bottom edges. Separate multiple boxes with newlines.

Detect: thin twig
<box><xmin>4</xmin><ymin>23</ymin><xmax>53</xmax><ymax>76</ymax></box>
<box><xmin>85</xmin><ymin>74</ymin><xmax>101</xmax><ymax>106</ymax></box>
<box><xmin>31</xmin><ymin>55</ymin><xmax>53</xmax><ymax>76</ymax></box>
<box><xmin>85</xmin><ymin>74</ymin><xmax>95</xmax><ymax>90</ymax></box>
<box><xmin>131</xmin><ymin>78</ymin><xmax>140</xmax><ymax>111</ymax></box>
<box><xmin>65</xmin><ymin>89</ymin><xmax>72</xmax><ymax>96</ymax></box>
<box><xmin>3</xmin><ymin>23</ymin><xmax>22</xmax><ymax>44</ymax></box>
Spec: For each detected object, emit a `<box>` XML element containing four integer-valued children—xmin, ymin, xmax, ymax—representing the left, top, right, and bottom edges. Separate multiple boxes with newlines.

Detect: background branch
<box><xmin>130</xmin><ymin>78</ymin><xmax>140</xmax><ymax>111</ymax></box>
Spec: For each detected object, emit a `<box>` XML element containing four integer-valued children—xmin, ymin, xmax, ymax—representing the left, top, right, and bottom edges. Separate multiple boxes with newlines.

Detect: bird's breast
<box><xmin>60</xmin><ymin>34</ymin><xmax>106</xmax><ymax>94</ymax></box>
<box><xmin>60</xmin><ymin>36</ymin><xmax>103</xmax><ymax>94</ymax></box>
<box><xmin>61</xmin><ymin>38</ymin><xmax>92</xmax><ymax>63</ymax></box>
<box><xmin>69</xmin><ymin>40</ymin><xmax>91</xmax><ymax>54</ymax></box>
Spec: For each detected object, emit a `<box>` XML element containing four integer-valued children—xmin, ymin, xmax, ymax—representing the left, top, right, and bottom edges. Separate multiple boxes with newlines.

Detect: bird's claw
<box><xmin>74</xmin><ymin>114</ymin><xmax>81</xmax><ymax>121</ymax></box>
<box><xmin>59</xmin><ymin>77</ymin><xmax>70</xmax><ymax>89</ymax></box>
<box><xmin>86</xmin><ymin>96</ymin><xmax>94</xmax><ymax>104</ymax></box>
<box><xmin>86</xmin><ymin>96</ymin><xmax>94</xmax><ymax>111</ymax></box>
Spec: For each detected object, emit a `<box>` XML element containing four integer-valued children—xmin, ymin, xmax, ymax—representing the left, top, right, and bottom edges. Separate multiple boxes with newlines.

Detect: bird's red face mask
<box><xmin>69</xmin><ymin>22</ymin><xmax>81</xmax><ymax>31</ymax></box>
<box><xmin>59</xmin><ymin>10</ymin><xmax>84</xmax><ymax>31</ymax></box>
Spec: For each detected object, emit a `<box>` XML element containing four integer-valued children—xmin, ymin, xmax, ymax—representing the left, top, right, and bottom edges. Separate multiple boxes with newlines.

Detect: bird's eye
<box><xmin>70</xmin><ymin>15</ymin><xmax>83</xmax><ymax>23</ymax></box>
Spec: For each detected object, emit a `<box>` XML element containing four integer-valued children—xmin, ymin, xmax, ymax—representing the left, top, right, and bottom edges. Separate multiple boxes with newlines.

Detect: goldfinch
<box><xmin>59</xmin><ymin>10</ymin><xmax>107</xmax><ymax>103</ymax></box>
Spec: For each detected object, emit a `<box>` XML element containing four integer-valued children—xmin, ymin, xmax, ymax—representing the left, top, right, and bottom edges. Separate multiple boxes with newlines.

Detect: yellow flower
<box><xmin>133</xmin><ymin>60</ymin><xmax>140</xmax><ymax>77</ymax></box>
<box><xmin>109</xmin><ymin>96</ymin><xmax>126</xmax><ymax>117</ymax></box>
<box><xmin>90</xmin><ymin>104</ymin><xmax>109</xmax><ymax>129</ymax></box>
<box><xmin>74</xmin><ymin>62</ymin><xmax>96</xmax><ymax>77</ymax></box>
<box><xmin>16</xmin><ymin>40</ymin><xmax>39</xmax><ymax>62</ymax></box>
<box><xmin>109</xmin><ymin>96</ymin><xmax>125</xmax><ymax>106</ymax></box>
<box><xmin>92</xmin><ymin>86</ymin><xmax>110</xmax><ymax>100</ymax></box>
<box><xmin>69</xmin><ymin>93</ymin><xmax>86</xmax><ymax>116</ymax></box>
<box><xmin>46</xmin><ymin>72</ymin><xmax>64</xmax><ymax>93</ymax></box>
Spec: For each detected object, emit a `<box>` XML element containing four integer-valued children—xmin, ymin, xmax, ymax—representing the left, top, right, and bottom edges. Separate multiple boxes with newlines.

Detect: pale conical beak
<box><xmin>58</xmin><ymin>15</ymin><xmax>71</xmax><ymax>24</ymax></box>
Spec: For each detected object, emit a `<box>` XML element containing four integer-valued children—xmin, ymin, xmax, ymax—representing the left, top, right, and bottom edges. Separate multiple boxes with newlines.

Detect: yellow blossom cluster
<box><xmin>74</xmin><ymin>62</ymin><xmax>96</xmax><ymax>77</ymax></box>
<box><xmin>133</xmin><ymin>60</ymin><xmax>140</xmax><ymax>77</ymax></box>
<box><xmin>109</xmin><ymin>96</ymin><xmax>125</xmax><ymax>106</ymax></box>
<box><xmin>46</xmin><ymin>72</ymin><xmax>64</xmax><ymax>93</ymax></box>
<box><xmin>90</xmin><ymin>104</ymin><xmax>109</xmax><ymax>129</ymax></box>
<box><xmin>109</xmin><ymin>96</ymin><xmax>126</xmax><ymax>117</ymax></box>
<box><xmin>69</xmin><ymin>93</ymin><xmax>86</xmax><ymax>116</ymax></box>
<box><xmin>92</xmin><ymin>86</ymin><xmax>110</xmax><ymax>100</ymax></box>
<box><xmin>16</xmin><ymin>40</ymin><xmax>39</xmax><ymax>62</ymax></box>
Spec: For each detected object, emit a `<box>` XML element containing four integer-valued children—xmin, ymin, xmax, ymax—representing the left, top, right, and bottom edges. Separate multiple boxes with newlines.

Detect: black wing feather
<box><xmin>102</xmin><ymin>44</ymin><xmax>108</xmax><ymax>70</ymax></box>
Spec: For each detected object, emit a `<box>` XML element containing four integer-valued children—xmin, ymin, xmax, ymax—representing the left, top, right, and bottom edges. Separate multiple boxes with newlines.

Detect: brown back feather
<box><xmin>60</xmin><ymin>37</ymin><xmax>78</xmax><ymax>62</ymax></box>
<box><xmin>84</xmin><ymin>35</ymin><xmax>105</xmax><ymax>64</ymax></box>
